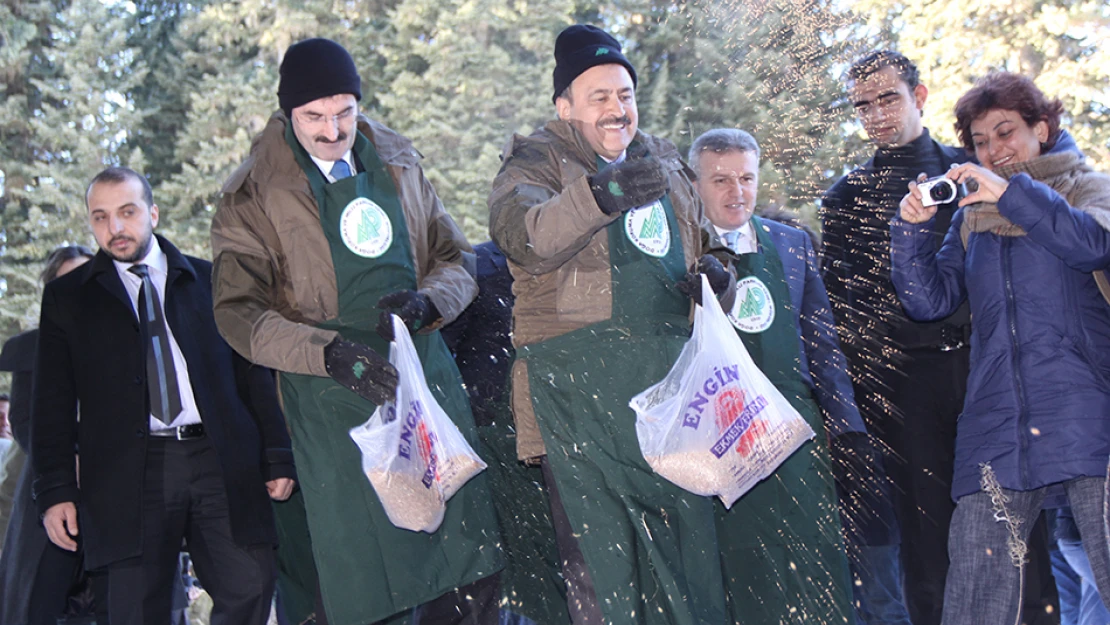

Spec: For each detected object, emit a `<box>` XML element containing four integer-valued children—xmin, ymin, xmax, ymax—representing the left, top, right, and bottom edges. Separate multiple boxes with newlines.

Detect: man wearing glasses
<box><xmin>211</xmin><ymin>38</ymin><xmax>501</xmax><ymax>625</ymax></box>
<box><xmin>819</xmin><ymin>50</ymin><xmax>970</xmax><ymax>625</ymax></box>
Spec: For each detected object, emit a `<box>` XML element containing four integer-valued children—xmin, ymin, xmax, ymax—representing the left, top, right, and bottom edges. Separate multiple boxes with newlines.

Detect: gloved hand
<box><xmin>324</xmin><ymin>337</ymin><xmax>399</xmax><ymax>405</ymax></box>
<box><xmin>675</xmin><ymin>254</ymin><xmax>731</xmax><ymax>303</ymax></box>
<box><xmin>588</xmin><ymin>153</ymin><xmax>670</xmax><ymax>216</ymax></box>
<box><xmin>376</xmin><ymin>290</ymin><xmax>440</xmax><ymax>342</ymax></box>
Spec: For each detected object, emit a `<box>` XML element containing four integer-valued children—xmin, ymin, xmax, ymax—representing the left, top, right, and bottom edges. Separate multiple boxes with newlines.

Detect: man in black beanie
<box><xmin>489</xmin><ymin>24</ymin><xmax>734</xmax><ymax>625</ymax></box>
<box><xmin>212</xmin><ymin>37</ymin><xmax>503</xmax><ymax>625</ymax></box>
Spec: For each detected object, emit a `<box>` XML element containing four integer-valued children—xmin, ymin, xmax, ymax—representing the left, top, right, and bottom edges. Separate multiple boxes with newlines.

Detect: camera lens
<box><xmin>929</xmin><ymin>180</ymin><xmax>954</xmax><ymax>203</ymax></box>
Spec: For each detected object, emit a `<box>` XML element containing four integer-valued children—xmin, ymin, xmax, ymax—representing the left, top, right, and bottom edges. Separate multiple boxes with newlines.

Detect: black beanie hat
<box><xmin>278</xmin><ymin>38</ymin><xmax>362</xmax><ymax>117</ymax></box>
<box><xmin>552</xmin><ymin>25</ymin><xmax>637</xmax><ymax>104</ymax></box>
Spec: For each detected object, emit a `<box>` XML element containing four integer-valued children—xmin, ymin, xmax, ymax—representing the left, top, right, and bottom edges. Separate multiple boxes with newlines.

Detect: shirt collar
<box><xmin>310</xmin><ymin>150</ymin><xmax>356</xmax><ymax>182</ymax></box>
<box><xmin>713</xmin><ymin>220</ymin><xmax>755</xmax><ymax>241</ymax></box>
<box><xmin>598</xmin><ymin>151</ymin><xmax>627</xmax><ymax>165</ymax></box>
<box><xmin>114</xmin><ymin>235</ymin><xmax>167</xmax><ymax>278</ymax></box>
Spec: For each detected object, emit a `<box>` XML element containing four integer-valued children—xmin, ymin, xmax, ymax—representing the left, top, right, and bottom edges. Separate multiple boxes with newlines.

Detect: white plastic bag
<box><xmin>349</xmin><ymin>315</ymin><xmax>487</xmax><ymax>532</ymax></box>
<box><xmin>630</xmin><ymin>275</ymin><xmax>815</xmax><ymax>508</ymax></box>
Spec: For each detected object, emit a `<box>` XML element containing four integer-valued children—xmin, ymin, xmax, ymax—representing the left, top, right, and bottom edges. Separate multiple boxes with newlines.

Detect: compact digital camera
<box><xmin>918</xmin><ymin>175</ymin><xmax>967</xmax><ymax>207</ymax></box>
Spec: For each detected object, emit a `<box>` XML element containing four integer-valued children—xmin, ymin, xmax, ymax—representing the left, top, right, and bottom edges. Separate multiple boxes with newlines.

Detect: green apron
<box><xmin>275</xmin><ymin>124</ymin><xmax>502</xmax><ymax>625</ymax></box>
<box><xmin>271</xmin><ymin>489</ymin><xmax>320</xmax><ymax>624</ymax></box>
<box><xmin>519</xmin><ymin>152</ymin><xmax>728</xmax><ymax>625</ymax></box>
<box><xmin>715</xmin><ymin>216</ymin><xmax>854</xmax><ymax>624</ymax></box>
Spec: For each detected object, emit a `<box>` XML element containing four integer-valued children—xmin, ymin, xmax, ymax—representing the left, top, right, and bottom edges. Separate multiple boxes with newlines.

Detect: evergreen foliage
<box><xmin>1</xmin><ymin>0</ymin><xmax>1109</xmax><ymax>355</ymax></box>
<box><xmin>0</xmin><ymin>0</ymin><xmax>145</xmax><ymax>337</ymax></box>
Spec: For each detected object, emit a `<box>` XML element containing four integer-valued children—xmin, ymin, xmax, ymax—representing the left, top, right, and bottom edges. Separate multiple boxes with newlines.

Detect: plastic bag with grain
<box><xmin>349</xmin><ymin>315</ymin><xmax>487</xmax><ymax>532</ymax></box>
<box><xmin>630</xmin><ymin>275</ymin><xmax>814</xmax><ymax>508</ymax></box>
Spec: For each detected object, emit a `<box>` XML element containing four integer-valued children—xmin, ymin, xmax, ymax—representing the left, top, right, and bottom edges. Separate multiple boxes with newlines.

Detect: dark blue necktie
<box><xmin>331</xmin><ymin>159</ymin><xmax>352</xmax><ymax>180</ymax></box>
<box><xmin>129</xmin><ymin>264</ymin><xmax>182</xmax><ymax>424</ymax></box>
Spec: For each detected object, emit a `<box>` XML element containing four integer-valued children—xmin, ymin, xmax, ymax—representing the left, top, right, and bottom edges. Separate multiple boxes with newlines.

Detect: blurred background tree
<box><xmin>2</xmin><ymin>0</ymin><xmax>1108</xmax><ymax>357</ymax></box>
<box><xmin>0</xmin><ymin>0</ymin><xmax>146</xmax><ymax>341</ymax></box>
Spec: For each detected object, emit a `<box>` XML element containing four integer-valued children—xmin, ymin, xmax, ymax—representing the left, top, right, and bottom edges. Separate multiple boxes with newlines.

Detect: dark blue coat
<box><xmin>891</xmin><ymin>135</ymin><xmax>1110</xmax><ymax>500</ymax></box>
<box><xmin>757</xmin><ymin>218</ymin><xmax>866</xmax><ymax>438</ymax></box>
<box><xmin>439</xmin><ymin>241</ymin><xmax>514</xmax><ymax>426</ymax></box>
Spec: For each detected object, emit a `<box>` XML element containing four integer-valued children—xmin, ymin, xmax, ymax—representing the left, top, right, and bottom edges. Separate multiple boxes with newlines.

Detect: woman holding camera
<box><xmin>891</xmin><ymin>71</ymin><xmax>1110</xmax><ymax>625</ymax></box>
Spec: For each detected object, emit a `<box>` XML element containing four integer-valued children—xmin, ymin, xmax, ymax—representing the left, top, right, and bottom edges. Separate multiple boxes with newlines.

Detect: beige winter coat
<box><xmin>489</xmin><ymin>119</ymin><xmax>718</xmax><ymax>460</ymax></box>
<box><xmin>211</xmin><ymin>112</ymin><xmax>476</xmax><ymax>375</ymax></box>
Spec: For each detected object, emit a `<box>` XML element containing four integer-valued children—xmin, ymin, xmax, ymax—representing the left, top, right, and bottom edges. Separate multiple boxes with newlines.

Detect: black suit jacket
<box><xmin>31</xmin><ymin>235</ymin><xmax>294</xmax><ymax>570</ymax></box>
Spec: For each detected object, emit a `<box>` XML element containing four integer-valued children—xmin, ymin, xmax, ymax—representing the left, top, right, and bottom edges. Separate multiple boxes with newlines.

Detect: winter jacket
<box><xmin>759</xmin><ymin>218</ymin><xmax>867</xmax><ymax>438</ymax></box>
<box><xmin>211</xmin><ymin>112</ymin><xmax>476</xmax><ymax>375</ymax></box>
<box><xmin>488</xmin><ymin>119</ymin><xmax>713</xmax><ymax>460</ymax></box>
<box><xmin>822</xmin><ymin>129</ymin><xmax>972</xmax><ymax>352</ymax></box>
<box><xmin>891</xmin><ymin>132</ymin><xmax>1110</xmax><ymax>499</ymax></box>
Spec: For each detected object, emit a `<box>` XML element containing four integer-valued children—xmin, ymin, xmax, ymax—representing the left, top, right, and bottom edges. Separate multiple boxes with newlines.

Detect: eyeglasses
<box><xmin>295</xmin><ymin>107</ymin><xmax>356</xmax><ymax>126</ymax></box>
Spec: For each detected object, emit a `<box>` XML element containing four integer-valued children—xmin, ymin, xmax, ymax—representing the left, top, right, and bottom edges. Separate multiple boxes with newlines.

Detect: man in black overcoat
<box><xmin>31</xmin><ymin>166</ymin><xmax>295</xmax><ymax>625</ymax></box>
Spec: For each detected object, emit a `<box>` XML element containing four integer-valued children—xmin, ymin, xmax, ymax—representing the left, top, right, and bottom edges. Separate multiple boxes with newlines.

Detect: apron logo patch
<box><xmin>728</xmin><ymin>276</ymin><xmax>775</xmax><ymax>333</ymax></box>
<box><xmin>624</xmin><ymin>200</ymin><xmax>670</xmax><ymax>257</ymax></box>
<box><xmin>340</xmin><ymin>198</ymin><xmax>393</xmax><ymax>258</ymax></box>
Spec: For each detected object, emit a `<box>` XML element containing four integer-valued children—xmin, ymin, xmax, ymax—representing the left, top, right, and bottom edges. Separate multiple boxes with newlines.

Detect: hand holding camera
<box><xmin>901</xmin><ymin>163</ymin><xmax>1001</xmax><ymax>224</ymax></box>
<box><xmin>917</xmin><ymin>176</ymin><xmax>968</xmax><ymax>207</ymax></box>
<box><xmin>947</xmin><ymin>162</ymin><xmax>1009</xmax><ymax>206</ymax></box>
<box><xmin>899</xmin><ymin>174</ymin><xmax>941</xmax><ymax>224</ymax></box>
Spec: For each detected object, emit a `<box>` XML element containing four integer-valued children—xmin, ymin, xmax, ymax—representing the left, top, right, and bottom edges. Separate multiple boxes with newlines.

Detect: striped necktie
<box><xmin>129</xmin><ymin>264</ymin><xmax>182</xmax><ymax>424</ymax></box>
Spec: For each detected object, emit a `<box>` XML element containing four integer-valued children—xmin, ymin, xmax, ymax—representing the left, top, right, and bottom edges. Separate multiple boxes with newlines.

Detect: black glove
<box><xmin>588</xmin><ymin>155</ymin><xmax>670</xmax><ymax>216</ymax></box>
<box><xmin>376</xmin><ymin>290</ymin><xmax>440</xmax><ymax>342</ymax></box>
<box><xmin>675</xmin><ymin>255</ymin><xmax>731</xmax><ymax>303</ymax></box>
<box><xmin>323</xmin><ymin>337</ymin><xmax>399</xmax><ymax>405</ymax></box>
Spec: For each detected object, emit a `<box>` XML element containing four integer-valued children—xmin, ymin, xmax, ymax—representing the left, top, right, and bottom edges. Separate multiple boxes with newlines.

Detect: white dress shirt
<box><xmin>112</xmin><ymin>238</ymin><xmax>202</xmax><ymax>431</ymax></box>
<box><xmin>310</xmin><ymin>150</ymin><xmax>357</xmax><ymax>183</ymax></box>
<box><xmin>598</xmin><ymin>151</ymin><xmax>627</xmax><ymax>165</ymax></box>
<box><xmin>714</xmin><ymin>221</ymin><xmax>758</xmax><ymax>254</ymax></box>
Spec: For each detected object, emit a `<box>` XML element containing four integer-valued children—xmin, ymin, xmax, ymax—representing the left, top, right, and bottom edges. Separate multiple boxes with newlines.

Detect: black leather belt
<box><xmin>149</xmin><ymin>423</ymin><xmax>205</xmax><ymax>440</ymax></box>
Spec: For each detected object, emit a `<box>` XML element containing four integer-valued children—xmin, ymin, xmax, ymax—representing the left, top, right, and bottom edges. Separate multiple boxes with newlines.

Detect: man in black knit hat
<box><xmin>212</xmin><ymin>37</ymin><xmax>502</xmax><ymax>625</ymax></box>
<box><xmin>489</xmin><ymin>24</ymin><xmax>734</xmax><ymax>625</ymax></box>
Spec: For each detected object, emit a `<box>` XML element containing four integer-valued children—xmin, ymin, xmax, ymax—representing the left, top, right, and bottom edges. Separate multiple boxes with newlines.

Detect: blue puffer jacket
<box><xmin>891</xmin><ymin>132</ymin><xmax>1110</xmax><ymax>500</ymax></box>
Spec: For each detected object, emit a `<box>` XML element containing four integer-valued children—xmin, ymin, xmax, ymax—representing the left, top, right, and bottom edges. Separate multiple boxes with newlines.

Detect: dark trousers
<box><xmin>100</xmin><ymin>437</ymin><xmax>274</xmax><ymax>625</ymax></box>
<box><xmin>884</xmin><ymin>348</ymin><xmax>968</xmax><ymax>625</ymax></box>
<box><xmin>540</xmin><ymin>459</ymin><xmax>602</xmax><ymax>625</ymax></box>
<box><xmin>411</xmin><ymin>572</ymin><xmax>501</xmax><ymax>625</ymax></box>
<box><xmin>26</xmin><ymin>543</ymin><xmax>83</xmax><ymax>625</ymax></box>
<box><xmin>311</xmin><ymin>551</ymin><xmax>501</xmax><ymax>625</ymax></box>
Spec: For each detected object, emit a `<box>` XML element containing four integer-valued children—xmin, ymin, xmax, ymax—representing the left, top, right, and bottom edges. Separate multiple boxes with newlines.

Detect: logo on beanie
<box><xmin>340</xmin><ymin>198</ymin><xmax>392</xmax><ymax>258</ymax></box>
<box><xmin>728</xmin><ymin>277</ymin><xmax>775</xmax><ymax>333</ymax></box>
<box><xmin>595</xmin><ymin>48</ymin><xmax>610</xmax><ymax>56</ymax></box>
<box><xmin>624</xmin><ymin>201</ymin><xmax>670</xmax><ymax>257</ymax></box>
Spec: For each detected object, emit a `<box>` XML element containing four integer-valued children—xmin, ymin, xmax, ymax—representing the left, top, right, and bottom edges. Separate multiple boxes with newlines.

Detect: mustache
<box><xmin>314</xmin><ymin>132</ymin><xmax>349</xmax><ymax>144</ymax></box>
<box><xmin>597</xmin><ymin>115</ymin><xmax>632</xmax><ymax>127</ymax></box>
<box><xmin>108</xmin><ymin>235</ymin><xmax>134</xmax><ymax>246</ymax></box>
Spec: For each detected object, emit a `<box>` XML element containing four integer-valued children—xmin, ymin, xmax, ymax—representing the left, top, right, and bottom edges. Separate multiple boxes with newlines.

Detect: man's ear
<box><xmin>555</xmin><ymin>96</ymin><xmax>571</xmax><ymax>121</ymax></box>
<box><xmin>913</xmin><ymin>83</ymin><xmax>929</xmax><ymax>112</ymax></box>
